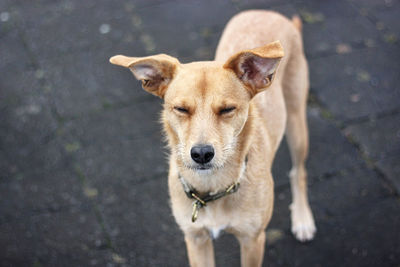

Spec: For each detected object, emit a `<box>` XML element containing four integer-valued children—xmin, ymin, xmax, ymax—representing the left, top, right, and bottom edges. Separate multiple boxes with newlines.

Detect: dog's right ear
<box><xmin>109</xmin><ymin>54</ymin><xmax>180</xmax><ymax>98</ymax></box>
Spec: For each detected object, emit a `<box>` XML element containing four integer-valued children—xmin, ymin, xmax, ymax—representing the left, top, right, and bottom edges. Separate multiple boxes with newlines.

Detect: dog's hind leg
<box><xmin>184</xmin><ymin>229</ymin><xmax>215</xmax><ymax>267</ymax></box>
<box><xmin>282</xmin><ymin>49</ymin><xmax>316</xmax><ymax>242</ymax></box>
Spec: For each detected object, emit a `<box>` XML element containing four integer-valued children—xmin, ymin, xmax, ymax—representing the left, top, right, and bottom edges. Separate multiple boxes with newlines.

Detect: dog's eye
<box><xmin>174</xmin><ymin>107</ymin><xmax>189</xmax><ymax>114</ymax></box>
<box><xmin>219</xmin><ymin>107</ymin><xmax>236</xmax><ymax>115</ymax></box>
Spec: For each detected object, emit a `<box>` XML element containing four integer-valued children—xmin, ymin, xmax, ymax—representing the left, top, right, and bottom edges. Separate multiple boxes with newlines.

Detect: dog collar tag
<box><xmin>192</xmin><ymin>201</ymin><xmax>202</xmax><ymax>222</ymax></box>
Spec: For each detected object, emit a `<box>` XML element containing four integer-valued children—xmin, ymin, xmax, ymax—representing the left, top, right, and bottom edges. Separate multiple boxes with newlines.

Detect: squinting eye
<box><xmin>174</xmin><ymin>107</ymin><xmax>189</xmax><ymax>114</ymax></box>
<box><xmin>219</xmin><ymin>107</ymin><xmax>236</xmax><ymax>115</ymax></box>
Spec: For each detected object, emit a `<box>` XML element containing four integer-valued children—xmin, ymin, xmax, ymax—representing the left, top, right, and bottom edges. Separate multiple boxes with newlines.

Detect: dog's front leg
<box><xmin>237</xmin><ymin>231</ymin><xmax>266</xmax><ymax>267</ymax></box>
<box><xmin>184</xmin><ymin>229</ymin><xmax>215</xmax><ymax>267</ymax></box>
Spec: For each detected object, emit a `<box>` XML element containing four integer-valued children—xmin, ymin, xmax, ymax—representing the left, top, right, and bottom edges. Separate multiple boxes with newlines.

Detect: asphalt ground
<box><xmin>0</xmin><ymin>0</ymin><xmax>399</xmax><ymax>266</ymax></box>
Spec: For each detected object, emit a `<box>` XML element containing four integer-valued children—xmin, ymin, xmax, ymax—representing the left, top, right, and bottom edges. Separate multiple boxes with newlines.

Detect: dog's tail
<box><xmin>292</xmin><ymin>15</ymin><xmax>302</xmax><ymax>32</ymax></box>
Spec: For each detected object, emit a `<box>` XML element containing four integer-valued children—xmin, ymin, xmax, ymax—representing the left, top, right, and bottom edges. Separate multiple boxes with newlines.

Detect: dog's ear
<box><xmin>224</xmin><ymin>41</ymin><xmax>284</xmax><ymax>97</ymax></box>
<box><xmin>109</xmin><ymin>54</ymin><xmax>180</xmax><ymax>98</ymax></box>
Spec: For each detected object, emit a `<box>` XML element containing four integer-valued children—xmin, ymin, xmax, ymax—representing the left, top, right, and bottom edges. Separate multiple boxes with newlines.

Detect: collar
<box><xmin>178</xmin><ymin>156</ymin><xmax>248</xmax><ymax>222</ymax></box>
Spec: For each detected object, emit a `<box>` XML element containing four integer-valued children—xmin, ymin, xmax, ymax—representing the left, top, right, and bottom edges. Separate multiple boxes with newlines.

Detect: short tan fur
<box><xmin>110</xmin><ymin>10</ymin><xmax>316</xmax><ymax>267</ymax></box>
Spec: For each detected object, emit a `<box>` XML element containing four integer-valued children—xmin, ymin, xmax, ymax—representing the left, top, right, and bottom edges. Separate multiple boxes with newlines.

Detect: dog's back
<box><xmin>215</xmin><ymin>10</ymin><xmax>303</xmax><ymax>65</ymax></box>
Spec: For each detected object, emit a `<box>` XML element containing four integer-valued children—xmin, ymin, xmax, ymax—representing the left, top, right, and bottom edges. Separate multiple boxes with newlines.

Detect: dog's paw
<box><xmin>290</xmin><ymin>203</ymin><xmax>316</xmax><ymax>242</ymax></box>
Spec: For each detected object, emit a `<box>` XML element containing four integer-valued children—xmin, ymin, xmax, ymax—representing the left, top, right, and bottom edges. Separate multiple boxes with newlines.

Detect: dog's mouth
<box><xmin>197</xmin><ymin>165</ymin><xmax>211</xmax><ymax>170</ymax></box>
<box><xmin>190</xmin><ymin>163</ymin><xmax>214</xmax><ymax>171</ymax></box>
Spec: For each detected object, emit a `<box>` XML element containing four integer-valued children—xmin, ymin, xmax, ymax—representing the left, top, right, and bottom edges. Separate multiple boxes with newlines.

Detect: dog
<box><xmin>110</xmin><ymin>10</ymin><xmax>316</xmax><ymax>267</ymax></box>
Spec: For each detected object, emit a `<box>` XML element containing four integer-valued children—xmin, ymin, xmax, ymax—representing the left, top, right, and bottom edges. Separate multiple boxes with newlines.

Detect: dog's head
<box><xmin>110</xmin><ymin>41</ymin><xmax>284</xmax><ymax>174</ymax></box>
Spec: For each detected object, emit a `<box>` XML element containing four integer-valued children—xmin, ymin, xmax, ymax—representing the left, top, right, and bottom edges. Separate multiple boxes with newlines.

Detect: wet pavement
<box><xmin>1</xmin><ymin>0</ymin><xmax>399</xmax><ymax>266</ymax></box>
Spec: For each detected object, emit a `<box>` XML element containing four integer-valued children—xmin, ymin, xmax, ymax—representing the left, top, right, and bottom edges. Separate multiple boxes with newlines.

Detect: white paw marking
<box><xmin>290</xmin><ymin>202</ymin><xmax>317</xmax><ymax>242</ymax></box>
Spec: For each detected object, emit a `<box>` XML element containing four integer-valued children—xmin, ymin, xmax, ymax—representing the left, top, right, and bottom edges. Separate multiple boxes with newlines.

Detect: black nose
<box><xmin>191</xmin><ymin>145</ymin><xmax>215</xmax><ymax>164</ymax></box>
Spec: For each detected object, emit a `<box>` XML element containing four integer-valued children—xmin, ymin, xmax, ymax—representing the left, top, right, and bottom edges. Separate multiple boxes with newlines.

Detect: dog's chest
<box><xmin>203</xmin><ymin>212</ymin><xmax>228</xmax><ymax>239</ymax></box>
<box><xmin>200</xmin><ymin>202</ymin><xmax>234</xmax><ymax>239</ymax></box>
<box><xmin>208</xmin><ymin>224</ymin><xmax>227</xmax><ymax>239</ymax></box>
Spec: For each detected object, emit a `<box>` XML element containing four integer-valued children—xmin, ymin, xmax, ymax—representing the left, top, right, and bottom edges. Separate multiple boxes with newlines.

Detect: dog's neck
<box><xmin>172</xmin><ymin>104</ymin><xmax>259</xmax><ymax>193</ymax></box>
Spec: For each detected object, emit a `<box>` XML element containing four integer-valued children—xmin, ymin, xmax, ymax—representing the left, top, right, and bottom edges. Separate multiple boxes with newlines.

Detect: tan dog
<box><xmin>110</xmin><ymin>10</ymin><xmax>316</xmax><ymax>267</ymax></box>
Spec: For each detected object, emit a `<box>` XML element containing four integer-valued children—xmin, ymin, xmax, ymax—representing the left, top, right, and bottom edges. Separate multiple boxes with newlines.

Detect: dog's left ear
<box><xmin>224</xmin><ymin>40</ymin><xmax>284</xmax><ymax>97</ymax></box>
<box><xmin>109</xmin><ymin>54</ymin><xmax>180</xmax><ymax>98</ymax></box>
